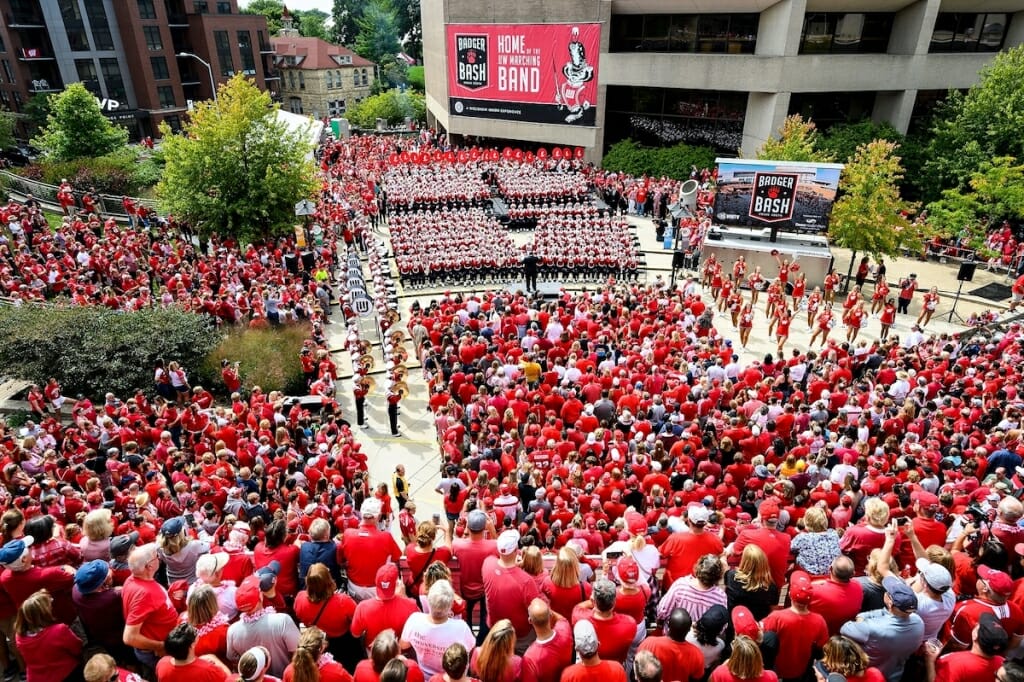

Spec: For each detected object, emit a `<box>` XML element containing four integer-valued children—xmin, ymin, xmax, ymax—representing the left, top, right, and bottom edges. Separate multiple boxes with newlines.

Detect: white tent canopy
<box><xmin>275</xmin><ymin>109</ymin><xmax>324</xmax><ymax>158</ymax></box>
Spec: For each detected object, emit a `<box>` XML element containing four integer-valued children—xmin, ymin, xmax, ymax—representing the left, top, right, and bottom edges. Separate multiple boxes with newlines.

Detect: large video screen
<box><xmin>446</xmin><ymin>23</ymin><xmax>601</xmax><ymax>127</ymax></box>
<box><xmin>713</xmin><ymin>158</ymin><xmax>844</xmax><ymax>232</ymax></box>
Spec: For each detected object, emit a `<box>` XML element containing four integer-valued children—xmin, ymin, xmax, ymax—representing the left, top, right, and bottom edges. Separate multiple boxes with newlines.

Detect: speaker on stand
<box><xmin>948</xmin><ymin>261</ymin><xmax>976</xmax><ymax>324</ymax></box>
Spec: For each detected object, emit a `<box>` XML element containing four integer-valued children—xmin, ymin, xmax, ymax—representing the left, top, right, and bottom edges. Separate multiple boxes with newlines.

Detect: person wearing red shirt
<box><xmin>340</xmin><ymin>498</ymin><xmax>402</xmax><ymax>602</ymax></box>
<box><xmin>522</xmin><ymin>599</ymin><xmax>573</xmax><ymax>682</ymax></box>
<box><xmin>14</xmin><ymin>589</ymin><xmax>83</xmax><ymax>682</ymax></box>
<box><xmin>570</xmin><ymin>580</ymin><xmax>638</xmax><ymax>664</ymax></box>
<box><xmin>352</xmin><ymin>564</ymin><xmax>420</xmax><ymax>653</ymax></box>
<box><xmin>950</xmin><ymin>566</ymin><xmax>1024</xmax><ymax>650</ymax></box>
<box><xmin>0</xmin><ymin>536</ymin><xmax>78</xmax><ymax>627</ymax></box>
<box><xmin>729</xmin><ymin>499</ymin><xmax>791</xmax><ymax>588</ymax></box>
<box><xmin>283</xmin><ymin>626</ymin><xmax>353</xmax><ymax>682</ymax></box>
<box><xmin>452</xmin><ymin>510</ymin><xmax>498</xmax><ymax>642</ymax></box>
<box><xmin>541</xmin><ymin>547</ymin><xmax>592</xmax><ymax>621</ymax></box>
<box><xmin>761</xmin><ymin>572</ymin><xmax>828</xmax><ymax>681</ymax></box>
<box><xmin>353</xmin><ymin>630</ymin><xmax>424</xmax><ymax>682</ymax></box>
<box><xmin>294</xmin><ymin>564</ymin><xmax>356</xmax><ymax>640</ymax></box>
<box><xmin>659</xmin><ymin>506</ymin><xmax>723</xmax><ymax>588</ymax></box>
<box><xmin>155</xmin><ymin>622</ymin><xmax>234</xmax><ymax>682</ymax></box>
<box><xmin>253</xmin><ymin>520</ymin><xmax>301</xmax><ymax>601</ymax></box>
<box><xmin>560</xmin><ymin>619</ymin><xmax>627</xmax><ymax>682</ymax></box>
<box><xmin>839</xmin><ymin>498</ymin><xmax>898</xmax><ymax>575</ymax></box>
<box><xmin>709</xmin><ymin>634</ymin><xmax>778</xmax><ymax>682</ymax></box>
<box><xmin>404</xmin><ymin>522</ymin><xmax>453</xmax><ymax>598</ymax></box>
<box><xmin>636</xmin><ymin>607</ymin><xmax>704</xmax><ymax>682</ymax></box>
<box><xmin>483</xmin><ymin>530</ymin><xmax>541</xmax><ymax>655</ymax></box>
<box><xmin>809</xmin><ymin>556</ymin><xmax>864</xmax><ymax>636</ymax></box>
<box><xmin>896</xmin><ymin>491</ymin><xmax>948</xmax><ymax>572</ymax></box>
<box><xmin>927</xmin><ymin>612</ymin><xmax>1007</xmax><ymax>682</ymax></box>
<box><xmin>122</xmin><ymin>543</ymin><xmax>180</xmax><ymax>668</ymax></box>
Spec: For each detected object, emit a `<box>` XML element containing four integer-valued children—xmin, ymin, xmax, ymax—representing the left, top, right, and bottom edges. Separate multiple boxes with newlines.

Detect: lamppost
<box><xmin>177</xmin><ymin>52</ymin><xmax>217</xmax><ymax>102</ymax></box>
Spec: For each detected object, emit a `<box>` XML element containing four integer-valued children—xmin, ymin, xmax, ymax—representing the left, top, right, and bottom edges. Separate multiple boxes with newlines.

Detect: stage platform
<box><xmin>504</xmin><ymin>281</ymin><xmax>564</xmax><ymax>298</ymax></box>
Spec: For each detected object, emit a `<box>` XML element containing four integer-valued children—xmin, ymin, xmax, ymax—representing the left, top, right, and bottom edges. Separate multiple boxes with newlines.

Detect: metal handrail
<box><xmin>0</xmin><ymin>170</ymin><xmax>158</xmax><ymax>219</ymax></box>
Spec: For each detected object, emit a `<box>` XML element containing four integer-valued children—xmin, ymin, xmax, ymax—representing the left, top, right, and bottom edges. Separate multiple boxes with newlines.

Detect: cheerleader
<box><xmin>879</xmin><ymin>297</ymin><xmax>897</xmax><ymax>341</ymax></box>
<box><xmin>776</xmin><ymin>307</ymin><xmax>792</xmax><ymax>356</ymax></box>
<box><xmin>748</xmin><ymin>267</ymin><xmax>764</xmax><ymax>306</ymax></box>
<box><xmin>790</xmin><ymin>272</ymin><xmax>806</xmax><ymax>310</ymax></box>
<box><xmin>917</xmin><ymin>285</ymin><xmax>940</xmax><ymax>327</ymax></box>
<box><xmin>739</xmin><ymin>303</ymin><xmax>754</xmax><ymax>348</ymax></box>
<box><xmin>871</xmin><ymin>277</ymin><xmax>889</xmax><ymax>316</ymax></box>
<box><xmin>809</xmin><ymin>303</ymin><xmax>834</xmax><ymax>347</ymax></box>
<box><xmin>846</xmin><ymin>302</ymin><xmax>866</xmax><ymax>343</ymax></box>
<box><xmin>806</xmin><ymin>287</ymin><xmax>822</xmax><ymax>328</ymax></box>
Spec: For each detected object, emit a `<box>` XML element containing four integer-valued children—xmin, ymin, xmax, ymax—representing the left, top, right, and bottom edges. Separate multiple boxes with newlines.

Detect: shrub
<box><xmin>346</xmin><ymin>89</ymin><xmax>425</xmax><ymax>128</ymax></box>
<box><xmin>20</xmin><ymin>147</ymin><xmax>160</xmax><ymax>197</ymax></box>
<box><xmin>407</xmin><ymin>66</ymin><xmax>425</xmax><ymax>92</ymax></box>
<box><xmin>200</xmin><ymin>323</ymin><xmax>309</xmax><ymax>397</ymax></box>
<box><xmin>602</xmin><ymin>139</ymin><xmax>717</xmax><ymax>180</ymax></box>
<box><xmin>0</xmin><ymin>306</ymin><xmax>219</xmax><ymax>400</ymax></box>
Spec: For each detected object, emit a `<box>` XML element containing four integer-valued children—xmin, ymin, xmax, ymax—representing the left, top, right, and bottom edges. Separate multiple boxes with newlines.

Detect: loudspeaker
<box><xmin>284</xmin><ymin>254</ymin><xmax>298</xmax><ymax>274</ymax></box>
<box><xmin>672</xmin><ymin>251</ymin><xmax>688</xmax><ymax>269</ymax></box>
<box><xmin>957</xmin><ymin>261</ymin><xmax>976</xmax><ymax>282</ymax></box>
<box><xmin>301</xmin><ymin>250</ymin><xmax>315</xmax><ymax>271</ymax></box>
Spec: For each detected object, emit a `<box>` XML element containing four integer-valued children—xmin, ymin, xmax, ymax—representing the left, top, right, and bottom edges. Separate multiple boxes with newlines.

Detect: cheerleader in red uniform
<box><xmin>917</xmin><ymin>285</ymin><xmax>940</xmax><ymax>327</ymax></box>
<box><xmin>739</xmin><ymin>303</ymin><xmax>754</xmax><ymax>348</ymax></box>
<box><xmin>879</xmin><ymin>297</ymin><xmax>897</xmax><ymax>341</ymax></box>
<box><xmin>809</xmin><ymin>303</ymin><xmax>833</xmax><ymax>347</ymax></box>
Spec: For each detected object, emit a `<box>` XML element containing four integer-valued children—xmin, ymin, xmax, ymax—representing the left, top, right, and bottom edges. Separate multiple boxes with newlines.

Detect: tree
<box><xmin>922</xmin><ymin>45</ymin><xmax>1024</xmax><ymax>202</ymax></box>
<box><xmin>0</xmin><ymin>112</ymin><xmax>15</xmax><ymax>151</ymax></box>
<box><xmin>817</xmin><ymin>119</ymin><xmax>904</xmax><ymax>163</ymax></box>
<box><xmin>345</xmin><ymin>89</ymin><xmax>424</xmax><ymax>128</ymax></box>
<box><xmin>829</xmin><ymin>140</ymin><xmax>919</xmax><ymax>288</ymax></box>
<box><xmin>299</xmin><ymin>9</ymin><xmax>329</xmax><ymax>40</ymax></box>
<box><xmin>354</xmin><ymin>0</ymin><xmax>401</xmax><ymax>66</ymax></box>
<box><xmin>751</xmin><ymin>114</ymin><xmax>832</xmax><ymax>162</ymax></box>
<box><xmin>23</xmin><ymin>93</ymin><xmax>52</xmax><ymax>136</ymax></box>
<box><xmin>31</xmin><ymin>83</ymin><xmax>128</xmax><ymax>161</ymax></box>
<box><xmin>394</xmin><ymin>0</ymin><xmax>422</xmax><ymax>59</ymax></box>
<box><xmin>601</xmin><ymin>139</ymin><xmax>717</xmax><ymax>180</ymax></box>
<box><xmin>332</xmin><ymin>0</ymin><xmax>363</xmax><ymax>46</ymax></box>
<box><xmin>157</xmin><ymin>75</ymin><xmax>317</xmax><ymax>242</ymax></box>
<box><xmin>242</xmin><ymin>0</ymin><xmax>284</xmax><ymax>33</ymax></box>
<box><xmin>926</xmin><ymin>156</ymin><xmax>1024</xmax><ymax>250</ymax></box>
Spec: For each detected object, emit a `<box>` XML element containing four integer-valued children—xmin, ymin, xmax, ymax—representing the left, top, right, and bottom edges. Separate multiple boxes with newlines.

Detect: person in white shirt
<box><xmin>400</xmin><ymin>580</ymin><xmax>475</xmax><ymax>677</ymax></box>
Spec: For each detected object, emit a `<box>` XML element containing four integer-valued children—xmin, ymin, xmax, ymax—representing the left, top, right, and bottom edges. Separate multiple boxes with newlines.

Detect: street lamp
<box><xmin>177</xmin><ymin>52</ymin><xmax>217</xmax><ymax>102</ymax></box>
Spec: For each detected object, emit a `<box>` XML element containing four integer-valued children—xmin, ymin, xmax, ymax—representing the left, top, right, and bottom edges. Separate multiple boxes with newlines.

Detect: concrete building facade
<box><xmin>421</xmin><ymin>0</ymin><xmax>1024</xmax><ymax>161</ymax></box>
<box><xmin>271</xmin><ymin>27</ymin><xmax>374</xmax><ymax>120</ymax></box>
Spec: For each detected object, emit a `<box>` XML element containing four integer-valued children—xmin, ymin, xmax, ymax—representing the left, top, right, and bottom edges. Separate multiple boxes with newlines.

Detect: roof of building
<box><xmin>271</xmin><ymin>36</ymin><xmax>374</xmax><ymax>69</ymax></box>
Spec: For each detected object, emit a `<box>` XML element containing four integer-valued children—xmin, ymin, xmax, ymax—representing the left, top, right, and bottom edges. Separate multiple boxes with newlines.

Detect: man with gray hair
<box><xmin>571</xmin><ymin>578</ymin><xmax>639</xmax><ymax>664</ymax></box>
<box><xmin>561</xmin><ymin>620</ymin><xmax>627</xmax><ymax>682</ymax></box>
<box><xmin>340</xmin><ymin>497</ymin><xmax>401</xmax><ymax>601</ymax></box>
<box><xmin>633</xmin><ymin>651</ymin><xmax>662</xmax><ymax>682</ymax></box>
<box><xmin>121</xmin><ymin>543</ymin><xmax>179</xmax><ymax>668</ymax></box>
<box><xmin>399</xmin><ymin>580</ymin><xmax>475</xmax><ymax>677</ymax></box>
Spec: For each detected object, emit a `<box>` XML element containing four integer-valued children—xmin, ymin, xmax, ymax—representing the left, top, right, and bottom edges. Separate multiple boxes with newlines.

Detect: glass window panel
<box><xmin>100</xmin><ymin>58</ymin><xmax>126</xmax><ymax>101</ymax></box>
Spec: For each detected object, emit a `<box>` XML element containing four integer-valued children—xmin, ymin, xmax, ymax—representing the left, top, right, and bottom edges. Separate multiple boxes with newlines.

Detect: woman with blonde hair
<box><xmin>725</xmin><ymin>545</ymin><xmax>779</xmax><ymax>621</ymax></box>
<box><xmin>283</xmin><ymin>626</ymin><xmax>349</xmax><ymax>682</ymax></box>
<box><xmin>709</xmin><ymin>634</ymin><xmax>777</xmax><ymax>682</ymax></box>
<box><xmin>15</xmin><ymin>589</ymin><xmax>83</xmax><ymax>682</ymax></box>
<box><xmin>80</xmin><ymin>508</ymin><xmax>114</xmax><ymax>562</ymax></box>
<box><xmin>158</xmin><ymin>516</ymin><xmax>211</xmax><ymax>584</ymax></box>
<box><xmin>839</xmin><ymin>497</ymin><xmax>895</xmax><ymax>574</ymax></box>
<box><xmin>518</xmin><ymin>546</ymin><xmax>545</xmax><ymax>591</ymax></box>
<box><xmin>185</xmin><ymin>584</ymin><xmax>230</xmax><ymax>661</ymax></box>
<box><xmin>403</xmin><ymin>521</ymin><xmax>452</xmax><ymax>598</ymax></box>
<box><xmin>815</xmin><ymin>635</ymin><xmax>883</xmax><ymax>682</ymax></box>
<box><xmin>542</xmin><ymin>546</ymin><xmax>591</xmax><ymax>620</ymax></box>
<box><xmin>470</xmin><ymin>619</ymin><xmax>520</xmax><ymax>682</ymax></box>
<box><xmin>790</xmin><ymin>506</ymin><xmax>841</xmax><ymax>576</ymax></box>
<box><xmin>419</xmin><ymin>562</ymin><xmax>466</xmax><ymax>617</ymax></box>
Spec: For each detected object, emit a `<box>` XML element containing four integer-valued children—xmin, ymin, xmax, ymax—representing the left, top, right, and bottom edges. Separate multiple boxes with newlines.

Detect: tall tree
<box><xmin>751</xmin><ymin>114</ymin><xmax>833</xmax><ymax>162</ymax></box>
<box><xmin>299</xmin><ymin>10</ymin><xmax>329</xmax><ymax>40</ymax></box>
<box><xmin>242</xmin><ymin>0</ymin><xmax>284</xmax><ymax>34</ymax></box>
<box><xmin>829</xmin><ymin>140</ymin><xmax>919</xmax><ymax>288</ymax></box>
<box><xmin>922</xmin><ymin>45</ymin><xmax>1024</xmax><ymax>203</ymax></box>
<box><xmin>817</xmin><ymin>119</ymin><xmax>903</xmax><ymax>163</ymax></box>
<box><xmin>157</xmin><ymin>75</ymin><xmax>317</xmax><ymax>242</ymax></box>
<box><xmin>332</xmin><ymin>0</ymin><xmax>362</xmax><ymax>46</ymax></box>
<box><xmin>354</xmin><ymin>0</ymin><xmax>401</xmax><ymax>67</ymax></box>
<box><xmin>0</xmin><ymin>112</ymin><xmax>15</xmax><ymax>151</ymax></box>
<box><xmin>31</xmin><ymin>83</ymin><xmax>128</xmax><ymax>161</ymax></box>
<box><xmin>394</xmin><ymin>0</ymin><xmax>422</xmax><ymax>60</ymax></box>
<box><xmin>926</xmin><ymin>156</ymin><xmax>1024</xmax><ymax>249</ymax></box>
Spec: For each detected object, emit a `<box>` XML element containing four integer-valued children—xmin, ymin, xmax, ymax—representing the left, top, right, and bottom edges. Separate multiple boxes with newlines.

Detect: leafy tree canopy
<box><xmin>31</xmin><ymin>83</ymin><xmax>128</xmax><ymax>162</ymax></box>
<box><xmin>156</xmin><ymin>75</ymin><xmax>317</xmax><ymax>242</ymax></box>
<box><xmin>817</xmin><ymin>119</ymin><xmax>904</xmax><ymax>163</ymax></box>
<box><xmin>926</xmin><ymin>156</ymin><xmax>1024</xmax><ymax>247</ymax></box>
<box><xmin>243</xmin><ymin>0</ymin><xmax>329</xmax><ymax>38</ymax></box>
<box><xmin>354</xmin><ymin>0</ymin><xmax>402</xmax><ymax>67</ymax></box>
<box><xmin>407</xmin><ymin>65</ymin><xmax>425</xmax><ymax>92</ymax></box>
<box><xmin>345</xmin><ymin>89</ymin><xmax>424</xmax><ymax>128</ymax></box>
<box><xmin>0</xmin><ymin>111</ymin><xmax>15</xmax><ymax>151</ymax></box>
<box><xmin>602</xmin><ymin>139</ymin><xmax>717</xmax><ymax>180</ymax></box>
<box><xmin>751</xmin><ymin>114</ymin><xmax>833</xmax><ymax>162</ymax></box>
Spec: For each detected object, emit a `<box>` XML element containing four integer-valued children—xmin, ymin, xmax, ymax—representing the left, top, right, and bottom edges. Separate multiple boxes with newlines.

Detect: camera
<box><xmin>964</xmin><ymin>503</ymin><xmax>989</xmax><ymax>526</ymax></box>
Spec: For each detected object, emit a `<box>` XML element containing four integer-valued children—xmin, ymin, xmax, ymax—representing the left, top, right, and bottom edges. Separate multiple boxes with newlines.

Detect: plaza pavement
<box><xmin>326</xmin><ymin>214</ymin><xmax>1015</xmax><ymax>523</ymax></box>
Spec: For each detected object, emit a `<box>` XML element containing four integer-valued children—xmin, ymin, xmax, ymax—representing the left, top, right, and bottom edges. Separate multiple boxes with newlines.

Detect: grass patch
<box><xmin>202</xmin><ymin>323</ymin><xmax>310</xmax><ymax>397</ymax></box>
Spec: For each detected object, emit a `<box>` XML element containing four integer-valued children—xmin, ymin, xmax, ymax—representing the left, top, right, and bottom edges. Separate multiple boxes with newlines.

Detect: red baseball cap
<box><xmin>617</xmin><ymin>556</ymin><xmax>639</xmax><ymax>583</ymax></box>
<box><xmin>235</xmin><ymin>575</ymin><xmax>263</xmax><ymax>612</ymax></box>
<box><xmin>789</xmin><ymin>571</ymin><xmax>813</xmax><ymax>604</ymax></box>
<box><xmin>732</xmin><ymin>605</ymin><xmax>759</xmax><ymax>639</ymax></box>
<box><xmin>978</xmin><ymin>565</ymin><xmax>1014</xmax><ymax>597</ymax></box>
<box><xmin>911</xmin><ymin>490</ymin><xmax>939</xmax><ymax>509</ymax></box>
<box><xmin>758</xmin><ymin>499</ymin><xmax>781</xmax><ymax>521</ymax></box>
<box><xmin>375</xmin><ymin>563</ymin><xmax>399</xmax><ymax>601</ymax></box>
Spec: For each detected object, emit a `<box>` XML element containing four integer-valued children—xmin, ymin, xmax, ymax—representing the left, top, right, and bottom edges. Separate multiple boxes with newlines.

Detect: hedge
<box><xmin>200</xmin><ymin>323</ymin><xmax>309</xmax><ymax>397</ymax></box>
<box><xmin>602</xmin><ymin>139</ymin><xmax>717</xmax><ymax>180</ymax></box>
<box><xmin>0</xmin><ymin>305</ymin><xmax>219</xmax><ymax>399</ymax></box>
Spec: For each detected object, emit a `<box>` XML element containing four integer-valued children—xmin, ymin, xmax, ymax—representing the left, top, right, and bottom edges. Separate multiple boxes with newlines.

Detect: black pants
<box><xmin>465</xmin><ymin>596</ymin><xmax>489</xmax><ymax>646</ymax></box>
<box><xmin>525</xmin><ymin>270</ymin><xmax>538</xmax><ymax>291</ymax></box>
<box><xmin>898</xmin><ymin>297</ymin><xmax>910</xmax><ymax>313</ymax></box>
<box><xmin>388</xmin><ymin>402</ymin><xmax>399</xmax><ymax>435</ymax></box>
<box><xmin>355</xmin><ymin>395</ymin><xmax>365</xmax><ymax>426</ymax></box>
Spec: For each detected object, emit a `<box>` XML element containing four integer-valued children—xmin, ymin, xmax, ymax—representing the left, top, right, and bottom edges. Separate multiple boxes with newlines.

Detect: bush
<box><xmin>0</xmin><ymin>306</ymin><xmax>219</xmax><ymax>400</ymax></box>
<box><xmin>407</xmin><ymin>66</ymin><xmax>425</xmax><ymax>92</ymax></box>
<box><xmin>346</xmin><ymin>89</ymin><xmax>426</xmax><ymax>128</ymax></box>
<box><xmin>602</xmin><ymin>139</ymin><xmax>717</xmax><ymax>180</ymax></box>
<box><xmin>200</xmin><ymin>324</ymin><xmax>309</xmax><ymax>397</ymax></box>
<box><xmin>21</xmin><ymin>146</ymin><xmax>162</xmax><ymax>196</ymax></box>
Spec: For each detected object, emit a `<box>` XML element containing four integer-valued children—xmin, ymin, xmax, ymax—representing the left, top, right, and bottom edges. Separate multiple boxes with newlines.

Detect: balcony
<box><xmin>167</xmin><ymin>14</ymin><xmax>188</xmax><ymax>26</ymax></box>
<box><xmin>28</xmin><ymin>78</ymin><xmax>60</xmax><ymax>93</ymax></box>
<box><xmin>18</xmin><ymin>48</ymin><xmax>53</xmax><ymax>61</ymax></box>
<box><xmin>180</xmin><ymin>72</ymin><xmax>201</xmax><ymax>85</ymax></box>
<box><xmin>6</xmin><ymin>13</ymin><xmax>45</xmax><ymax>28</ymax></box>
<box><xmin>259</xmin><ymin>43</ymin><xmax>275</xmax><ymax>55</ymax></box>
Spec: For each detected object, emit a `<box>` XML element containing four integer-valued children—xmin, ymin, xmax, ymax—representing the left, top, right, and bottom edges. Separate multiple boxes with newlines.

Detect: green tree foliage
<box><xmin>31</xmin><ymin>83</ymin><xmax>128</xmax><ymax>162</ymax></box>
<box><xmin>926</xmin><ymin>156</ymin><xmax>1024</xmax><ymax>248</ymax></box>
<box><xmin>157</xmin><ymin>75</ymin><xmax>317</xmax><ymax>241</ymax></box>
<box><xmin>299</xmin><ymin>10</ymin><xmax>329</xmax><ymax>40</ymax></box>
<box><xmin>0</xmin><ymin>306</ymin><xmax>219</xmax><ymax>399</ymax></box>
<box><xmin>407</xmin><ymin>65</ymin><xmax>425</xmax><ymax>92</ymax></box>
<box><xmin>0</xmin><ymin>112</ymin><xmax>15</xmax><ymax>151</ymax></box>
<box><xmin>354</xmin><ymin>0</ymin><xmax>401</xmax><ymax>66</ymax></box>
<box><xmin>22</xmin><ymin>146</ymin><xmax>160</xmax><ymax>196</ymax></box>
<box><xmin>829</xmin><ymin>140</ymin><xmax>919</xmax><ymax>283</ymax></box>
<box><xmin>817</xmin><ymin>119</ymin><xmax>903</xmax><ymax>163</ymax></box>
<box><xmin>201</xmin><ymin>323</ymin><xmax>308</xmax><ymax>396</ymax></box>
<box><xmin>244</xmin><ymin>0</ymin><xmax>328</xmax><ymax>38</ymax></box>
<box><xmin>332</xmin><ymin>0</ymin><xmax>362</xmax><ymax>45</ymax></box>
<box><xmin>752</xmin><ymin>115</ymin><xmax>833</xmax><ymax>162</ymax></box>
<box><xmin>243</xmin><ymin>0</ymin><xmax>285</xmax><ymax>33</ymax></box>
<box><xmin>23</xmin><ymin>93</ymin><xmax>52</xmax><ymax>136</ymax></box>
<box><xmin>601</xmin><ymin>139</ymin><xmax>717</xmax><ymax>180</ymax></box>
<box><xmin>394</xmin><ymin>0</ymin><xmax>422</xmax><ymax>60</ymax></box>
<box><xmin>345</xmin><ymin>89</ymin><xmax>424</xmax><ymax>128</ymax></box>
<box><xmin>922</xmin><ymin>45</ymin><xmax>1024</xmax><ymax>203</ymax></box>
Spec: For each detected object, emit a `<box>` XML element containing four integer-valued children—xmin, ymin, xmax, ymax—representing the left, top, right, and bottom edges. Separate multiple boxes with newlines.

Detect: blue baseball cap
<box><xmin>160</xmin><ymin>517</ymin><xmax>185</xmax><ymax>537</ymax></box>
<box><xmin>0</xmin><ymin>537</ymin><xmax>32</xmax><ymax>566</ymax></box>
<box><xmin>75</xmin><ymin>560</ymin><xmax>109</xmax><ymax>594</ymax></box>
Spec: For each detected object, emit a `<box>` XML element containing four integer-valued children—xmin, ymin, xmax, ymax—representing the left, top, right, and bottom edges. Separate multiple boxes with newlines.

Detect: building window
<box><xmin>610</xmin><ymin>14</ymin><xmax>758</xmax><ymax>54</ymax></box>
<box><xmin>217</xmin><ymin>1</ymin><xmax>231</xmax><ymax>13</ymax></box>
<box><xmin>328</xmin><ymin>99</ymin><xmax>345</xmax><ymax>116</ymax></box>
<box><xmin>100</xmin><ymin>58</ymin><xmax>127</xmax><ymax>101</ymax></box>
<box><xmin>258</xmin><ymin>30</ymin><xmax>270</xmax><ymax>52</ymax></box>
<box><xmin>58</xmin><ymin>0</ymin><xmax>90</xmax><ymax>52</ymax></box>
<box><xmin>298</xmin><ymin>71</ymin><xmax>305</xmax><ymax>89</ymax></box>
<box><xmin>0</xmin><ymin>32</ymin><xmax>6</xmax><ymax>53</ymax></box>
<box><xmin>335</xmin><ymin>70</ymin><xmax>341</xmax><ymax>86</ymax></box>
<box><xmin>2</xmin><ymin>60</ymin><xmax>14</xmax><ymax>84</ymax></box>
<box><xmin>0</xmin><ymin>91</ymin><xmax>8</xmax><ymax>106</ymax></box>
<box><xmin>361</xmin><ymin>69</ymin><xmax>368</xmax><ymax>86</ymax></box>
<box><xmin>193</xmin><ymin>0</ymin><xmax>208</xmax><ymax>12</ymax></box>
<box><xmin>214</xmin><ymin>30</ymin><xmax>234</xmax><ymax>76</ymax></box>
<box><xmin>164</xmin><ymin>115</ymin><xmax>182</xmax><ymax>132</ymax></box>
<box><xmin>238</xmin><ymin>31</ymin><xmax>256</xmax><ymax>74</ymax></box>
<box><xmin>604</xmin><ymin>85</ymin><xmax>747</xmax><ymax>152</ymax></box>
<box><xmin>158</xmin><ymin>85</ymin><xmax>176</xmax><ymax>108</ymax></box>
<box><xmin>353</xmin><ymin>70</ymin><xmax>359</xmax><ymax>86</ymax></box>
<box><xmin>151</xmin><ymin>56</ymin><xmax>169</xmax><ymax>80</ymax></box>
<box><xmin>326</xmin><ymin>71</ymin><xmax>334</xmax><ymax>88</ymax></box>
<box><xmin>84</xmin><ymin>0</ymin><xmax>114</xmax><ymax>50</ymax></box>
<box><xmin>76</xmin><ymin>58</ymin><xmax>101</xmax><ymax>94</ymax></box>
<box><xmin>138</xmin><ymin>0</ymin><xmax>157</xmax><ymax>19</ymax></box>
<box><xmin>799</xmin><ymin>13</ymin><xmax>894</xmax><ymax>54</ymax></box>
<box><xmin>789</xmin><ymin>92</ymin><xmax>877</xmax><ymax>129</ymax></box>
<box><xmin>288</xmin><ymin>71</ymin><xmax>296</xmax><ymax>89</ymax></box>
<box><xmin>11</xmin><ymin>91</ymin><xmax>21</xmax><ymax>112</ymax></box>
<box><xmin>289</xmin><ymin>96</ymin><xmax>302</xmax><ymax>114</ymax></box>
<box><xmin>144</xmin><ymin>26</ymin><xmax>163</xmax><ymax>51</ymax></box>
<box><xmin>930</xmin><ymin>13</ymin><xmax>1007</xmax><ymax>53</ymax></box>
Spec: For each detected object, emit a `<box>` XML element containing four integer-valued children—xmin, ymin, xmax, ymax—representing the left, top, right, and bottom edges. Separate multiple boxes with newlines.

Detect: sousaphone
<box><xmin>391</xmin><ymin>364</ymin><xmax>408</xmax><ymax>381</ymax></box>
<box><xmin>392</xmin><ymin>381</ymin><xmax>409</xmax><ymax>399</ymax></box>
<box><xmin>385</xmin><ymin>309</ymin><xmax>401</xmax><ymax>326</ymax></box>
<box><xmin>357</xmin><ymin>375</ymin><xmax>376</xmax><ymax>392</ymax></box>
<box><xmin>358</xmin><ymin>354</ymin><xmax>375</xmax><ymax>371</ymax></box>
<box><xmin>391</xmin><ymin>346</ymin><xmax>409</xmax><ymax>364</ymax></box>
<box><xmin>388</xmin><ymin>329</ymin><xmax>406</xmax><ymax>346</ymax></box>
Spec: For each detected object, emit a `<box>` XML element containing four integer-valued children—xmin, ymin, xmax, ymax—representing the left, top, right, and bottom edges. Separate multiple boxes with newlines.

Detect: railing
<box><xmin>0</xmin><ymin>170</ymin><xmax>158</xmax><ymax>221</ymax></box>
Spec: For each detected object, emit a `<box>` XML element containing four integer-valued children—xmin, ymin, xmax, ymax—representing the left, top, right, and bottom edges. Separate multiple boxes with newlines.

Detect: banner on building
<box><xmin>446</xmin><ymin>23</ymin><xmax>601</xmax><ymax>126</ymax></box>
<box><xmin>713</xmin><ymin>159</ymin><xmax>844</xmax><ymax>232</ymax></box>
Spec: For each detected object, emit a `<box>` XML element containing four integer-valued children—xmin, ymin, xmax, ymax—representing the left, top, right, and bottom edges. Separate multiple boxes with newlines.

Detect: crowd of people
<box><xmin>0</xmin><ymin>129</ymin><xmax>1023</xmax><ymax>682</ymax></box>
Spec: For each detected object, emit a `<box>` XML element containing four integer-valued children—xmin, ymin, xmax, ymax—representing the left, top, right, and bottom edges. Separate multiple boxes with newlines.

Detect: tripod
<box><xmin>947</xmin><ymin>278</ymin><xmax>967</xmax><ymax>325</ymax></box>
